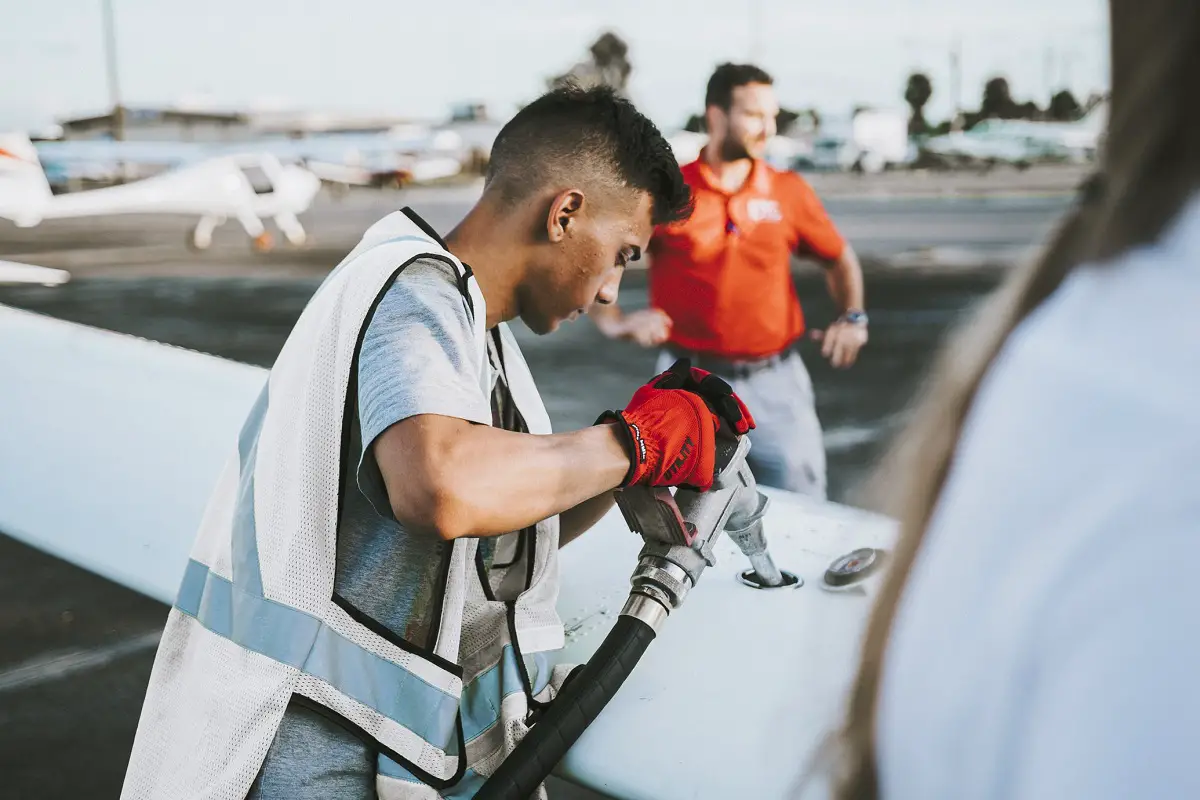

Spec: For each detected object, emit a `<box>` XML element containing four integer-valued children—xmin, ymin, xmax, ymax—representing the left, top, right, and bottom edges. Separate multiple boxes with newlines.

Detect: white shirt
<box><xmin>877</xmin><ymin>195</ymin><xmax>1200</xmax><ymax>800</ymax></box>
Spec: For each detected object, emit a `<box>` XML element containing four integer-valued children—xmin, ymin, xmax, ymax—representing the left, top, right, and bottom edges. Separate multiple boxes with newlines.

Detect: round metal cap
<box><xmin>824</xmin><ymin>547</ymin><xmax>883</xmax><ymax>587</ymax></box>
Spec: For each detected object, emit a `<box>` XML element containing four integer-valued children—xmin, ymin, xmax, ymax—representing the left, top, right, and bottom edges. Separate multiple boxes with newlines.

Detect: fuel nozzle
<box><xmin>726</xmin><ymin>493</ymin><xmax>799</xmax><ymax>589</ymax></box>
<box><xmin>614</xmin><ymin>435</ymin><xmax>797</xmax><ymax>630</ymax></box>
<box><xmin>706</xmin><ymin>441</ymin><xmax>792</xmax><ymax>589</ymax></box>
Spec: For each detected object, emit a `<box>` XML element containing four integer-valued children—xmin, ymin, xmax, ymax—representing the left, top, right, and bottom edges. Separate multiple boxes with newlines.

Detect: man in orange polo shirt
<box><xmin>592</xmin><ymin>63</ymin><xmax>867</xmax><ymax>498</ymax></box>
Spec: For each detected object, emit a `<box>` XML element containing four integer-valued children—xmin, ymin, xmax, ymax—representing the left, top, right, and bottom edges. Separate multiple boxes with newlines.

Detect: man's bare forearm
<box><xmin>376</xmin><ymin>416</ymin><xmax>629</xmax><ymax>540</ymax></box>
<box><xmin>823</xmin><ymin>244</ymin><xmax>865</xmax><ymax>314</ymax></box>
<box><xmin>558</xmin><ymin>490</ymin><xmax>619</xmax><ymax>547</ymax></box>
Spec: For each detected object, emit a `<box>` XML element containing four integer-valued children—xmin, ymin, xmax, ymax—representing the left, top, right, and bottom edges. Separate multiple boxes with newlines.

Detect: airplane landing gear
<box><xmin>274</xmin><ymin>212</ymin><xmax>311</xmax><ymax>248</ymax></box>
<box><xmin>251</xmin><ymin>231</ymin><xmax>275</xmax><ymax>252</ymax></box>
<box><xmin>186</xmin><ymin>215</ymin><xmax>223</xmax><ymax>252</ymax></box>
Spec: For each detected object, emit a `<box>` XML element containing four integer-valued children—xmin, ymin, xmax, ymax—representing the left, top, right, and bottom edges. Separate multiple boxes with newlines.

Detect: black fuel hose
<box><xmin>473</xmin><ymin>613</ymin><xmax>658</xmax><ymax>800</ymax></box>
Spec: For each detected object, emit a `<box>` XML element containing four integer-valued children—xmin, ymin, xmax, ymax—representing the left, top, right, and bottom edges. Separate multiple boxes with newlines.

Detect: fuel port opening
<box><xmin>737</xmin><ymin>569</ymin><xmax>802</xmax><ymax>590</ymax></box>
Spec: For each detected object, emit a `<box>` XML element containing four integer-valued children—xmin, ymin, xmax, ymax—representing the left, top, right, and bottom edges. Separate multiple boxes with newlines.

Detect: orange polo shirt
<box><xmin>648</xmin><ymin>156</ymin><xmax>846</xmax><ymax>359</ymax></box>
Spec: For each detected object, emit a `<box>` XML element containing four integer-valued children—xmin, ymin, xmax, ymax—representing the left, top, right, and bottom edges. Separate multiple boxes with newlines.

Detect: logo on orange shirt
<box><xmin>746</xmin><ymin>199</ymin><xmax>783</xmax><ymax>223</ymax></box>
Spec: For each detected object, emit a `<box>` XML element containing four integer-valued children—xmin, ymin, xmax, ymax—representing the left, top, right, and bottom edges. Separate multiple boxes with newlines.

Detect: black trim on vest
<box><xmin>321</xmin><ymin>246</ymin><xmax>477</xmax><ymax>790</ymax></box>
<box><xmin>505</xmin><ymin>599</ymin><xmax>551</xmax><ymax>714</ymax></box>
<box><xmin>482</xmin><ymin>324</ymin><xmax>553</xmax><ymax>713</ymax></box>
<box><xmin>332</xmin><ymin>591</ymin><xmax>463</xmax><ymax>678</ymax></box>
<box><xmin>457</xmin><ymin>263</ymin><xmax>476</xmax><ymax>321</ymax></box>
<box><xmin>488</xmin><ymin>528</ymin><xmax>527</xmax><ymax>570</ymax></box>
<box><xmin>404</xmin><ymin>253</ymin><xmax>474</xmax><ymax>324</ymax></box>
<box><xmin>489</xmin><ymin>326</ymin><xmax>506</xmax><ymax>371</ymax></box>
<box><xmin>483</xmin><ymin>328</ymin><xmax>534</xmax><ymax>572</ymax></box>
<box><xmin>424</xmin><ymin>544</ymin><xmax>455</xmax><ymax>653</ymax></box>
<box><xmin>331</xmin><ymin>251</ymin><xmax>476</xmax><ymax>680</ymax></box>
<box><xmin>475</xmin><ymin>545</ymin><xmax>498</xmax><ymax>603</ymax></box>
<box><xmin>400</xmin><ymin>205</ymin><xmax>475</xmax><ymax>320</ymax></box>
<box><xmin>524</xmin><ymin>525</ymin><xmax>538</xmax><ymax>591</ymax></box>
<box><xmin>400</xmin><ymin>205</ymin><xmax>448</xmax><ymax>249</ymax></box>
<box><xmin>290</xmin><ymin>693</ymin><xmax>469</xmax><ymax>791</ymax></box>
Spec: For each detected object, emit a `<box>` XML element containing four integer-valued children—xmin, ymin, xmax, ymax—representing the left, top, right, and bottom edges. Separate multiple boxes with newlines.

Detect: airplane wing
<box><xmin>0</xmin><ymin>260</ymin><xmax>70</xmax><ymax>286</ymax></box>
<box><xmin>0</xmin><ymin>304</ymin><xmax>264</xmax><ymax>603</ymax></box>
<box><xmin>0</xmin><ymin>302</ymin><xmax>896</xmax><ymax>799</ymax></box>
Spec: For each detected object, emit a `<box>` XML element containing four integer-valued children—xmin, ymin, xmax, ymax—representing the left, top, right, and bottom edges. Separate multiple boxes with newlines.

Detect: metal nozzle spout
<box><xmin>724</xmin><ymin>488</ymin><xmax>788</xmax><ymax>587</ymax></box>
<box><xmin>743</xmin><ymin>545</ymin><xmax>784</xmax><ymax>587</ymax></box>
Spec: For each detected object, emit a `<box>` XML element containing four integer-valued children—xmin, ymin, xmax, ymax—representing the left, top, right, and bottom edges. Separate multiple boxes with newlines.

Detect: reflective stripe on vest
<box><xmin>171</xmin><ymin>237</ymin><xmax>472</xmax><ymax>774</ymax></box>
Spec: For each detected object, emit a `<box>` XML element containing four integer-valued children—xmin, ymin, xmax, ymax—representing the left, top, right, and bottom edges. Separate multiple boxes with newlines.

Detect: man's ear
<box><xmin>546</xmin><ymin>189</ymin><xmax>585</xmax><ymax>243</ymax></box>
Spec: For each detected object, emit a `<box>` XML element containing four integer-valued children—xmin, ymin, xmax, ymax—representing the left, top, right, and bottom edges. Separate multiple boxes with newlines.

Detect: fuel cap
<box><xmin>824</xmin><ymin>547</ymin><xmax>884</xmax><ymax>587</ymax></box>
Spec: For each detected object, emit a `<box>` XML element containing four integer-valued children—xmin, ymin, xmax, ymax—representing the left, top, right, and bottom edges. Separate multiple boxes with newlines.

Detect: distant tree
<box><xmin>1018</xmin><ymin>101</ymin><xmax>1042</xmax><ymax>120</ymax></box>
<box><xmin>548</xmin><ymin>31</ymin><xmax>632</xmax><ymax>95</ymax></box>
<box><xmin>904</xmin><ymin>72</ymin><xmax>933</xmax><ymax>135</ymax></box>
<box><xmin>589</xmin><ymin>31</ymin><xmax>632</xmax><ymax>89</ymax></box>
<box><xmin>962</xmin><ymin>109</ymin><xmax>990</xmax><ymax>130</ymax></box>
<box><xmin>776</xmin><ymin>108</ymin><xmax>801</xmax><ymax>135</ymax></box>
<box><xmin>682</xmin><ymin>107</ymin><xmax>812</xmax><ymax>135</ymax></box>
<box><xmin>1083</xmin><ymin>91</ymin><xmax>1109</xmax><ymax>113</ymax></box>
<box><xmin>787</xmin><ymin>107</ymin><xmax>821</xmax><ymax>135</ymax></box>
<box><xmin>980</xmin><ymin>76</ymin><xmax>1017</xmax><ymax>119</ymax></box>
<box><xmin>1048</xmin><ymin>89</ymin><xmax>1083</xmax><ymax>121</ymax></box>
<box><xmin>975</xmin><ymin>76</ymin><xmax>1046</xmax><ymax>123</ymax></box>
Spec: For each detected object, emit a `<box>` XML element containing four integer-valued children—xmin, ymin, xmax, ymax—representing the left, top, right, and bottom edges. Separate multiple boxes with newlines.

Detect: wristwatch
<box><xmin>840</xmin><ymin>308</ymin><xmax>869</xmax><ymax>326</ymax></box>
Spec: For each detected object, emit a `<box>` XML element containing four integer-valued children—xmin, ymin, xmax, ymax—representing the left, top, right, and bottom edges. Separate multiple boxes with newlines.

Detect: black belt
<box><xmin>664</xmin><ymin>343</ymin><xmax>796</xmax><ymax>380</ymax></box>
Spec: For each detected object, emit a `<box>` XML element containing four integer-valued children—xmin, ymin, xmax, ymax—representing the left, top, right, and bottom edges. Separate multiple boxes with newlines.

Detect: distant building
<box><xmin>450</xmin><ymin>103</ymin><xmax>489</xmax><ymax>123</ymax></box>
<box><xmin>248</xmin><ymin>111</ymin><xmax>420</xmax><ymax>138</ymax></box>
<box><xmin>58</xmin><ymin>107</ymin><xmax>252</xmax><ymax>142</ymax></box>
<box><xmin>56</xmin><ymin>106</ymin><xmax>421</xmax><ymax>142</ymax></box>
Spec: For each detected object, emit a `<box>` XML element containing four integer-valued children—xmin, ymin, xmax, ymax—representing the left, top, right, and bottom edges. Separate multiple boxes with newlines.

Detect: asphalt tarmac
<box><xmin>0</xmin><ymin>181</ymin><xmax>1074</xmax><ymax>798</ymax></box>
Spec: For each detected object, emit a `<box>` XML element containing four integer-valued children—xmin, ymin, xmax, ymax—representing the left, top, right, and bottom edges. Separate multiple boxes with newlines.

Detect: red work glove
<box><xmin>642</xmin><ymin>358</ymin><xmax>756</xmax><ymax>436</ymax></box>
<box><xmin>597</xmin><ymin>388</ymin><xmax>718</xmax><ymax>490</ymax></box>
<box><xmin>596</xmin><ymin>360</ymin><xmax>756</xmax><ymax>491</ymax></box>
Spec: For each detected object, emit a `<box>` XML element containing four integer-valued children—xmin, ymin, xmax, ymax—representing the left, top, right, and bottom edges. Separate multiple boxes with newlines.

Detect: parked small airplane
<box><xmin>1</xmin><ymin>132</ymin><xmax>321</xmax><ymax>251</ymax></box>
<box><xmin>32</xmin><ymin>126</ymin><xmax>468</xmax><ymax>193</ymax></box>
<box><xmin>920</xmin><ymin>102</ymin><xmax>1106</xmax><ymax>170</ymax></box>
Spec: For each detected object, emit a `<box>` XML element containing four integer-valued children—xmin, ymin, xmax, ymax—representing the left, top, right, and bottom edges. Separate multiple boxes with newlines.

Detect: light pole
<box><xmin>949</xmin><ymin>35</ymin><xmax>962</xmax><ymax>130</ymax></box>
<box><xmin>748</xmin><ymin>0</ymin><xmax>764</xmax><ymax>62</ymax></box>
<box><xmin>101</xmin><ymin>0</ymin><xmax>125</xmax><ymax>140</ymax></box>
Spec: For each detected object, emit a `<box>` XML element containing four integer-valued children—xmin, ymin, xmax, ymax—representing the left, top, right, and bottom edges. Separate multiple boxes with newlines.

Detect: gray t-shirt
<box><xmin>336</xmin><ymin>255</ymin><xmax>490</xmax><ymax>648</ymax></box>
<box><xmin>249</xmin><ymin>255</ymin><xmax>502</xmax><ymax>797</ymax></box>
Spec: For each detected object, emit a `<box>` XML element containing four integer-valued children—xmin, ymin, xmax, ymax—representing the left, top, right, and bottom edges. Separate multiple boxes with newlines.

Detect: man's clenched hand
<box><xmin>813</xmin><ymin>320</ymin><xmax>868</xmax><ymax>369</ymax></box>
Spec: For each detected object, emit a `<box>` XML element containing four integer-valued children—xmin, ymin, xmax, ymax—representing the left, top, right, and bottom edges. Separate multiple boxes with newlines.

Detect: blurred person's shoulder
<box><xmin>769</xmin><ymin>166</ymin><xmax>823</xmax><ymax>203</ymax></box>
<box><xmin>931</xmin><ymin>191</ymin><xmax>1200</xmax><ymax>533</ymax></box>
<box><xmin>1005</xmin><ymin>192</ymin><xmax>1200</xmax><ymax>429</ymax></box>
<box><xmin>876</xmin><ymin>194</ymin><xmax>1200</xmax><ymax>800</ymax></box>
<box><xmin>677</xmin><ymin>158</ymin><xmax>705</xmax><ymax>188</ymax></box>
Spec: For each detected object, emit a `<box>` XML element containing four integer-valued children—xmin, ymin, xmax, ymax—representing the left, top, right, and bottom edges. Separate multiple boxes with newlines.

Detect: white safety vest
<box><xmin>121</xmin><ymin>209</ymin><xmax>573</xmax><ymax>800</ymax></box>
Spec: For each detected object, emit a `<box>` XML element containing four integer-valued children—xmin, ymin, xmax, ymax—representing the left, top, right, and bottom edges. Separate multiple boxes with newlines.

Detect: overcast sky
<box><xmin>2</xmin><ymin>0</ymin><xmax>1109</xmax><ymax>132</ymax></box>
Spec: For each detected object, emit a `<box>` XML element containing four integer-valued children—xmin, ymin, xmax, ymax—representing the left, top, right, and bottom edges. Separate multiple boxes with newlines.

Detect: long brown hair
<box><xmin>830</xmin><ymin>2</ymin><xmax>1200</xmax><ymax>797</ymax></box>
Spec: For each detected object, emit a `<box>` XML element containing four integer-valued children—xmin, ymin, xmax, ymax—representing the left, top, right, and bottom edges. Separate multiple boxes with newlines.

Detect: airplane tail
<box><xmin>1078</xmin><ymin>100</ymin><xmax>1109</xmax><ymax>131</ymax></box>
<box><xmin>0</xmin><ymin>133</ymin><xmax>53</xmax><ymax>227</ymax></box>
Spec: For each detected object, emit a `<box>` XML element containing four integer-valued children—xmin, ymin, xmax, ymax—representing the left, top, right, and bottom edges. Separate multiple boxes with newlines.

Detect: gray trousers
<box><xmin>656</xmin><ymin>349</ymin><xmax>827</xmax><ymax>499</ymax></box>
